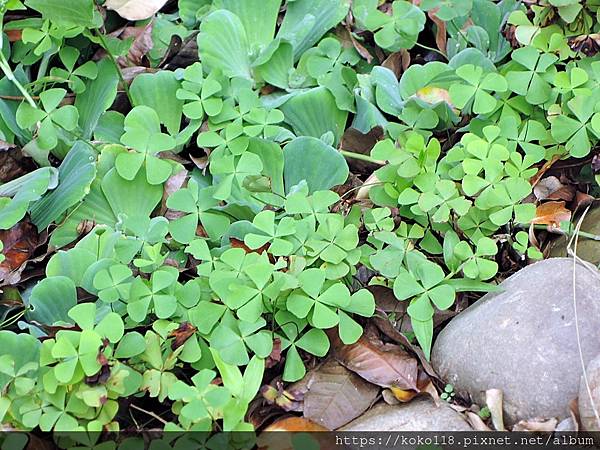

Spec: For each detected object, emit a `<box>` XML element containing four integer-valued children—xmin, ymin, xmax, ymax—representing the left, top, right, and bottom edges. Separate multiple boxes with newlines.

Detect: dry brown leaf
<box><xmin>427</xmin><ymin>10</ymin><xmax>447</xmax><ymax>53</ymax></box>
<box><xmin>303</xmin><ymin>360</ymin><xmax>379</xmax><ymax>430</ymax></box>
<box><xmin>168</xmin><ymin>322</ymin><xmax>197</xmax><ymax>350</ymax></box>
<box><xmin>0</xmin><ymin>146</ymin><xmax>36</xmax><ymax>183</ymax></box>
<box><xmin>230</xmin><ymin>238</ymin><xmax>270</xmax><ymax>255</ymax></box>
<box><xmin>261</xmin><ymin>416</ymin><xmax>329</xmax><ymax>432</ymax></box>
<box><xmin>369</xmin><ymin>287</ymin><xmax>441</xmax><ymax>379</ymax></box>
<box><xmin>530</xmin><ymin>154</ymin><xmax>561</xmax><ymax>186</ymax></box>
<box><xmin>257</xmin><ymin>417</ymin><xmax>332</xmax><ymax>450</ymax></box>
<box><xmin>0</xmin><ymin>221</ymin><xmax>39</xmax><ymax>285</ymax></box>
<box><xmin>344</xmin><ymin>25</ymin><xmax>373</xmax><ymax>63</ymax></box>
<box><xmin>116</xmin><ymin>23</ymin><xmax>154</xmax><ymax>67</ymax></box>
<box><xmin>333</xmin><ymin>333</ymin><xmax>419</xmax><ymax>390</ymax></box>
<box><xmin>161</xmin><ymin>168</ymin><xmax>188</xmax><ymax>216</ymax></box>
<box><xmin>531</xmin><ymin>201</ymin><xmax>572</xmax><ymax>228</ymax></box>
<box><xmin>266</xmin><ymin>338</ymin><xmax>282</xmax><ymax>369</ymax></box>
<box><xmin>382</xmin><ymin>50</ymin><xmax>410</xmax><ymax>78</ymax></box>
<box><xmin>105</xmin><ymin>0</ymin><xmax>168</xmax><ymax>21</ymax></box>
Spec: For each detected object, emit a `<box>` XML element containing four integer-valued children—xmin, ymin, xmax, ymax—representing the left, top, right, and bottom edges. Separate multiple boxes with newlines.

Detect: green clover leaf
<box><xmin>167</xmin><ymin>179</ymin><xmax>231</xmax><ymax>243</ymax></box>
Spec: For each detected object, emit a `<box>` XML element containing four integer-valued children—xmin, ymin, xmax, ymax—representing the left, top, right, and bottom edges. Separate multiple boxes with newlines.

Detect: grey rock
<box><xmin>555</xmin><ymin>417</ymin><xmax>577</xmax><ymax>432</ymax></box>
<box><xmin>340</xmin><ymin>398</ymin><xmax>472</xmax><ymax>431</ymax></box>
<box><xmin>431</xmin><ymin>258</ymin><xmax>600</xmax><ymax>424</ymax></box>
<box><xmin>579</xmin><ymin>354</ymin><xmax>600</xmax><ymax>431</ymax></box>
<box><xmin>549</xmin><ymin>206</ymin><xmax>600</xmax><ymax>265</ymax></box>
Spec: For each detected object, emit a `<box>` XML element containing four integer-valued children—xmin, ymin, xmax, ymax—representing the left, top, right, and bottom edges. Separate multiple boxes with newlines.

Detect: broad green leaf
<box><xmin>214</xmin><ymin>0</ymin><xmax>281</xmax><ymax>52</ymax></box>
<box><xmin>30</xmin><ymin>142</ymin><xmax>97</xmax><ymax>229</ymax></box>
<box><xmin>198</xmin><ymin>10</ymin><xmax>252</xmax><ymax>80</ymax></box>
<box><xmin>278</xmin><ymin>0</ymin><xmax>351</xmax><ymax>59</ymax></box>
<box><xmin>130</xmin><ymin>71</ymin><xmax>183</xmax><ymax>136</ymax></box>
<box><xmin>279</xmin><ymin>87</ymin><xmax>348</xmax><ymax>145</ymax></box>
<box><xmin>283</xmin><ymin>136</ymin><xmax>348</xmax><ymax>193</ymax></box>
<box><xmin>28</xmin><ymin>276</ymin><xmax>77</xmax><ymax>326</ymax></box>
<box><xmin>25</xmin><ymin>0</ymin><xmax>96</xmax><ymax>26</ymax></box>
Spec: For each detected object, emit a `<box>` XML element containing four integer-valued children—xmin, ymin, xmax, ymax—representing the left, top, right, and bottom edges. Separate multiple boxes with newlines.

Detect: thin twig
<box><xmin>130</xmin><ymin>403</ymin><xmax>168</xmax><ymax>426</ymax></box>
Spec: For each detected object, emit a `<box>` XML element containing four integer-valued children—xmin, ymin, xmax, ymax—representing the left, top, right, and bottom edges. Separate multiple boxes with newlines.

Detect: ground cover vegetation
<box><xmin>0</xmin><ymin>0</ymin><xmax>599</xmax><ymax>447</ymax></box>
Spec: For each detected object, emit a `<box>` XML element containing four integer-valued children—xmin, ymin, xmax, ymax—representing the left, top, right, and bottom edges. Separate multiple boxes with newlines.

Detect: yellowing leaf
<box><xmin>415</xmin><ymin>86</ymin><xmax>453</xmax><ymax>107</ymax></box>
<box><xmin>105</xmin><ymin>0</ymin><xmax>168</xmax><ymax>20</ymax></box>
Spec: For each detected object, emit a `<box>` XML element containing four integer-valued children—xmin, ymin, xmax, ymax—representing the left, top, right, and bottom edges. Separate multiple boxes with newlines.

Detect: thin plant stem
<box><xmin>0</xmin><ymin>53</ymin><xmax>37</xmax><ymax>108</ymax></box>
<box><xmin>94</xmin><ymin>30</ymin><xmax>133</xmax><ymax>105</ymax></box>
<box><xmin>340</xmin><ymin>149</ymin><xmax>384</xmax><ymax>165</ymax></box>
<box><xmin>414</xmin><ymin>42</ymin><xmax>448</xmax><ymax>60</ymax></box>
<box><xmin>339</xmin><ymin>181</ymin><xmax>385</xmax><ymax>200</ymax></box>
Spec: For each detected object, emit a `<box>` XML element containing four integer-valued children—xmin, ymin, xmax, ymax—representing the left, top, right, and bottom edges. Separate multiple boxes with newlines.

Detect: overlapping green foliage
<box><xmin>0</xmin><ymin>0</ymin><xmax>599</xmax><ymax>444</ymax></box>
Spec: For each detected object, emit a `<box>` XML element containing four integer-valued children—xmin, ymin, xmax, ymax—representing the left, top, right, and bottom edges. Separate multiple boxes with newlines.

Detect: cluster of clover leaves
<box><xmin>0</xmin><ymin>0</ymin><xmax>599</xmax><ymax>445</ymax></box>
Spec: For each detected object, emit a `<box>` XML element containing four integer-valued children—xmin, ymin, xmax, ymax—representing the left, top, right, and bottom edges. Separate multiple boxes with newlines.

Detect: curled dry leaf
<box><xmin>531</xmin><ymin>201</ymin><xmax>572</xmax><ymax>229</ymax></box>
<box><xmin>485</xmin><ymin>388</ymin><xmax>505</xmax><ymax>431</ymax></box>
<box><xmin>303</xmin><ymin>360</ymin><xmax>379</xmax><ymax>430</ymax></box>
<box><xmin>428</xmin><ymin>10</ymin><xmax>448</xmax><ymax>54</ymax></box>
<box><xmin>105</xmin><ymin>0</ymin><xmax>169</xmax><ymax>21</ymax></box>
<box><xmin>533</xmin><ymin>176</ymin><xmax>575</xmax><ymax>201</ymax></box>
<box><xmin>343</xmin><ymin>25</ymin><xmax>373</xmax><ymax>63</ymax></box>
<box><xmin>333</xmin><ymin>333</ymin><xmax>418</xmax><ymax>390</ymax></box>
